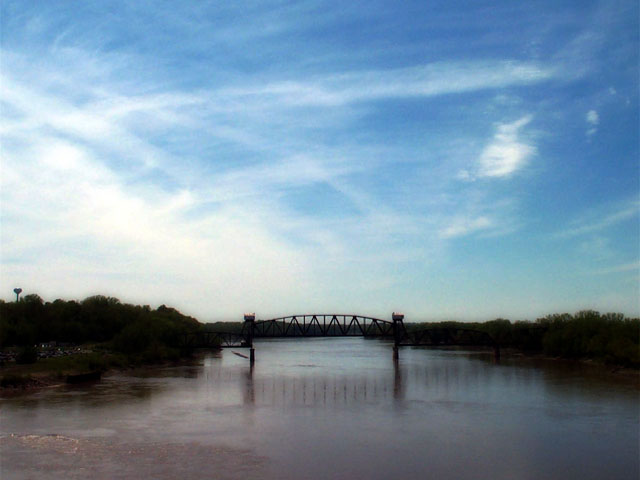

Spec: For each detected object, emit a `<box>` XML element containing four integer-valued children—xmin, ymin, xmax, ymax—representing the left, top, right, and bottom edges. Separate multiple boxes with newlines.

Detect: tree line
<box><xmin>203</xmin><ymin>311</ymin><xmax>639</xmax><ymax>368</ymax></box>
<box><xmin>1</xmin><ymin>295</ymin><xmax>638</xmax><ymax>368</ymax></box>
<box><xmin>0</xmin><ymin>294</ymin><xmax>201</xmax><ymax>364</ymax></box>
<box><xmin>409</xmin><ymin>311</ymin><xmax>639</xmax><ymax>368</ymax></box>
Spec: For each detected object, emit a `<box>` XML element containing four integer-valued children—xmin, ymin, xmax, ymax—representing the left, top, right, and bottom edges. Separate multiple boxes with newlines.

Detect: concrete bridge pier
<box><xmin>392</xmin><ymin>312</ymin><xmax>404</xmax><ymax>361</ymax></box>
<box><xmin>244</xmin><ymin>313</ymin><xmax>256</xmax><ymax>365</ymax></box>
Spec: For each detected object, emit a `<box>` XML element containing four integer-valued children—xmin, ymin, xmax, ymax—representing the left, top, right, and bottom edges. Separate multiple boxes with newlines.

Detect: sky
<box><xmin>1</xmin><ymin>0</ymin><xmax>638</xmax><ymax>322</ymax></box>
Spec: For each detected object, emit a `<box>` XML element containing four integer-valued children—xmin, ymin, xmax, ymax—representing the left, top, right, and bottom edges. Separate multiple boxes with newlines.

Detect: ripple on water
<box><xmin>0</xmin><ymin>434</ymin><xmax>267</xmax><ymax>480</ymax></box>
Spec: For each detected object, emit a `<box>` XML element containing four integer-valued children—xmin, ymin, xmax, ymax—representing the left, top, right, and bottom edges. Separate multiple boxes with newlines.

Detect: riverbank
<box><xmin>497</xmin><ymin>349</ymin><xmax>640</xmax><ymax>380</ymax></box>
<box><xmin>0</xmin><ymin>349</ymin><xmax>206</xmax><ymax>396</ymax></box>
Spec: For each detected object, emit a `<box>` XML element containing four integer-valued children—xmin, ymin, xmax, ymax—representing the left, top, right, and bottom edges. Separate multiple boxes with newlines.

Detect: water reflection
<box><xmin>232</xmin><ymin>362</ymin><xmax>404</xmax><ymax>407</ymax></box>
<box><xmin>391</xmin><ymin>357</ymin><xmax>400</xmax><ymax>399</ymax></box>
<box><xmin>201</xmin><ymin>346</ymin><xmax>638</xmax><ymax>413</ymax></box>
<box><xmin>1</xmin><ymin>339</ymin><xmax>638</xmax><ymax>480</ymax></box>
<box><xmin>244</xmin><ymin>366</ymin><xmax>254</xmax><ymax>405</ymax></box>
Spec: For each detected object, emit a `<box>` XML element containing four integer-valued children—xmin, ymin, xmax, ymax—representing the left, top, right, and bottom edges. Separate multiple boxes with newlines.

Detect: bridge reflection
<box><xmin>242</xmin><ymin>367</ymin><xmax>404</xmax><ymax>406</ymax></box>
<box><xmin>200</xmin><ymin>348</ymin><xmax>513</xmax><ymax>408</ymax></box>
<box><xmin>203</xmin><ymin>360</ymin><xmax>404</xmax><ymax>406</ymax></box>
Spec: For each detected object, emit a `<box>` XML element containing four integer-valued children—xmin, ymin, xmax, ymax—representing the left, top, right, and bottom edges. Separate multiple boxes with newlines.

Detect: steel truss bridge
<box><xmin>181</xmin><ymin>314</ymin><xmax>500</xmax><ymax>363</ymax></box>
<box><xmin>250</xmin><ymin>314</ymin><xmax>396</xmax><ymax>337</ymax></box>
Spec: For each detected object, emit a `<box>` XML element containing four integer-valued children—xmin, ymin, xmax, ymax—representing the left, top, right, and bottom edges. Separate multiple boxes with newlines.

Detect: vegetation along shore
<box><xmin>0</xmin><ymin>294</ymin><xmax>201</xmax><ymax>392</ymax></box>
<box><xmin>1</xmin><ymin>294</ymin><xmax>638</xmax><ymax>392</ymax></box>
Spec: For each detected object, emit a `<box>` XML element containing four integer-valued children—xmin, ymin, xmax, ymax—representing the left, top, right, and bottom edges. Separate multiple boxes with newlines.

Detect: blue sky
<box><xmin>1</xmin><ymin>0</ymin><xmax>638</xmax><ymax>321</ymax></box>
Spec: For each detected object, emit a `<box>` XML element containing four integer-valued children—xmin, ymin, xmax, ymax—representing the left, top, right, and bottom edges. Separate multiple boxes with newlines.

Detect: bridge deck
<box><xmin>182</xmin><ymin>315</ymin><xmax>500</xmax><ymax>354</ymax></box>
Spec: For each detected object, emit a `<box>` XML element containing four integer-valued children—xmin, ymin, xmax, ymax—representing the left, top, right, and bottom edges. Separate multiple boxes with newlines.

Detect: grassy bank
<box><xmin>0</xmin><ymin>346</ymin><xmax>206</xmax><ymax>393</ymax></box>
<box><xmin>1</xmin><ymin>352</ymin><xmax>113</xmax><ymax>387</ymax></box>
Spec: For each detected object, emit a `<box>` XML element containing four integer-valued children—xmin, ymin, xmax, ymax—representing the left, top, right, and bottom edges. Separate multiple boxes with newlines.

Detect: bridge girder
<box><xmin>246</xmin><ymin>314</ymin><xmax>394</xmax><ymax>338</ymax></box>
<box><xmin>182</xmin><ymin>315</ymin><xmax>500</xmax><ymax>356</ymax></box>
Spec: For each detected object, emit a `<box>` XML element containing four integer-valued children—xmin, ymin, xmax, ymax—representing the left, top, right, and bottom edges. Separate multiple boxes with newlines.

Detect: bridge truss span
<box><xmin>182</xmin><ymin>313</ymin><xmax>501</xmax><ymax>364</ymax></box>
<box><xmin>245</xmin><ymin>314</ymin><xmax>395</xmax><ymax>338</ymax></box>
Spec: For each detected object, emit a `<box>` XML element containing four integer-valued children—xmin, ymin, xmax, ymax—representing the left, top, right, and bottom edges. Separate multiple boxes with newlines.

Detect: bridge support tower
<box><xmin>392</xmin><ymin>312</ymin><xmax>404</xmax><ymax>360</ymax></box>
<box><xmin>244</xmin><ymin>313</ymin><xmax>256</xmax><ymax>365</ymax></box>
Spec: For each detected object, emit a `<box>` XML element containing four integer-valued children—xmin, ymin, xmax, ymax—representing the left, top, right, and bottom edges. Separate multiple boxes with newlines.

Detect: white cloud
<box><xmin>0</xmin><ymin>48</ymin><xmax>570</xmax><ymax>318</ymax></box>
<box><xmin>477</xmin><ymin>116</ymin><xmax>535</xmax><ymax>178</ymax></box>
<box><xmin>0</xmin><ymin>53</ymin><xmax>531</xmax><ymax>321</ymax></box>
<box><xmin>0</xmin><ymin>137</ymin><xmax>315</xmax><ymax>319</ymax></box>
<box><xmin>586</xmin><ymin>109</ymin><xmax>599</xmax><ymax>135</ymax></box>
<box><xmin>0</xmin><ymin>75</ymin><xmax>435</xmax><ymax>318</ymax></box>
<box><xmin>439</xmin><ymin>216</ymin><xmax>492</xmax><ymax>239</ymax></box>
<box><xmin>0</xmin><ymin>3</ymin><xmax>638</xmax><ymax>323</ymax></box>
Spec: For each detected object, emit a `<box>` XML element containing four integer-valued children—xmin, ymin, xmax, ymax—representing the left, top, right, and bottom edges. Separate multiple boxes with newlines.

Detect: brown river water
<box><xmin>1</xmin><ymin>338</ymin><xmax>638</xmax><ymax>479</ymax></box>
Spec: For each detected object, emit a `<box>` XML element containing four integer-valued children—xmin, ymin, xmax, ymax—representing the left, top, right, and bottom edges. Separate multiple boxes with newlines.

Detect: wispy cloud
<box><xmin>221</xmin><ymin>61</ymin><xmax>556</xmax><ymax>107</ymax></box>
<box><xmin>1</xmin><ymin>136</ymin><xmax>317</xmax><ymax>316</ymax></box>
<box><xmin>556</xmin><ymin>199</ymin><xmax>639</xmax><ymax>238</ymax></box>
<box><xmin>2</xmin><ymin>54</ymin><xmax>462</xmax><ymax>316</ymax></box>
<box><xmin>2</xmin><ymin>0</ymin><xmax>638</xmax><ymax>319</ymax></box>
<box><xmin>592</xmin><ymin>261</ymin><xmax>640</xmax><ymax>275</ymax></box>
<box><xmin>578</xmin><ymin>236</ymin><xmax>613</xmax><ymax>261</ymax></box>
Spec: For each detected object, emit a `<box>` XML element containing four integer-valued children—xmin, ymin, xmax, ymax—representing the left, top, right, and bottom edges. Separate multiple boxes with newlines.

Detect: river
<box><xmin>1</xmin><ymin>338</ymin><xmax>638</xmax><ymax>479</ymax></box>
